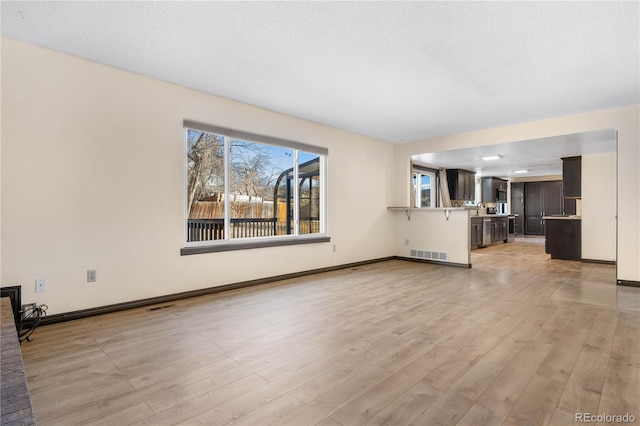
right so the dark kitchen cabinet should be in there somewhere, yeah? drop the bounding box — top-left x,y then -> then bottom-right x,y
524,181 -> 563,235
525,182 -> 543,234
544,182 -> 563,214
545,218 -> 581,260
470,217 -> 483,248
562,156 -> 581,198
481,177 -> 508,203
564,198 -> 577,216
525,216 -> 544,235
491,217 -> 508,242
511,182 -> 524,235
447,169 -> 475,201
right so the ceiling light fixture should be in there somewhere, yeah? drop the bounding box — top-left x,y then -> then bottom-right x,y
514,170 -> 528,174
481,154 -> 503,161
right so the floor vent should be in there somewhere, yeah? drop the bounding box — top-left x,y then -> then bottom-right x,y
410,249 -> 448,261
147,304 -> 176,312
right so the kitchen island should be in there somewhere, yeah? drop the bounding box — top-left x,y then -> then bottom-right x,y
544,216 -> 581,260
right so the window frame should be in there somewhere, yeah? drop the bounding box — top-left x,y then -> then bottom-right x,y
412,165 -> 439,208
181,120 -> 329,255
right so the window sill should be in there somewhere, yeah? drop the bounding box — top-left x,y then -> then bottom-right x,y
181,235 -> 331,256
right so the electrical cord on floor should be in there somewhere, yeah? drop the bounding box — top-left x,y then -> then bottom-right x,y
19,304 -> 48,344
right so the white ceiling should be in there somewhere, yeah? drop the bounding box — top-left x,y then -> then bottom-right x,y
1,1 -> 637,176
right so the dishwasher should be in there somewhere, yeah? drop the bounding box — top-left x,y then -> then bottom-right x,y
507,215 -> 516,242
482,217 -> 493,247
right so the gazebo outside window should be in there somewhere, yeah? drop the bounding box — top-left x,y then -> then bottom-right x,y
274,156 -> 321,236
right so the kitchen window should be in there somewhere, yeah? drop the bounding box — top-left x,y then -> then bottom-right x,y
412,166 -> 438,208
182,120 -> 328,255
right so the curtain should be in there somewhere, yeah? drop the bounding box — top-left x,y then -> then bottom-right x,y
439,168 -> 452,207
409,162 -> 416,208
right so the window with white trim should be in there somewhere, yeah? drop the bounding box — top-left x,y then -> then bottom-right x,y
412,167 -> 437,208
183,121 -> 327,252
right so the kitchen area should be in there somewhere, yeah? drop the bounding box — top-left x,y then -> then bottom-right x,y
466,157 -> 582,262
403,130 -> 617,269
441,168 -> 519,249
446,157 -> 582,260
467,175 -> 516,250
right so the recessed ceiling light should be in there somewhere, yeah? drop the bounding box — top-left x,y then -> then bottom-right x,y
481,155 -> 502,161
514,170 -> 528,174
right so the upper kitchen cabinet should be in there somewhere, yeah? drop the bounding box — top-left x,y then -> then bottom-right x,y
562,156 -> 581,198
446,169 -> 476,201
481,177 -> 508,203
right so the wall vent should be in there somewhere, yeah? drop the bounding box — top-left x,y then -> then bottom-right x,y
410,249 -> 448,262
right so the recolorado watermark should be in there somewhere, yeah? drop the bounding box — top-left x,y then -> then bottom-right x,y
576,413 -> 636,423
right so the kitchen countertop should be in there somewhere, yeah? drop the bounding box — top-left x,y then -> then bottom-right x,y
388,207 -> 467,211
543,215 -> 582,220
469,213 -> 515,218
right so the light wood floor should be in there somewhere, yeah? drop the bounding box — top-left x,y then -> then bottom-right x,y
21,239 -> 640,425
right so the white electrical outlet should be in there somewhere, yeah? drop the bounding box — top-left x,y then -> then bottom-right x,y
332,244 -> 336,252
35,278 -> 47,293
87,269 -> 97,283
405,239 -> 409,245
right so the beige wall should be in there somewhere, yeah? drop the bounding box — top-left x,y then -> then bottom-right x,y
582,152 -> 617,262
393,105 -> 639,282
2,37 -> 639,317
393,209 -> 470,266
1,38 -> 396,314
